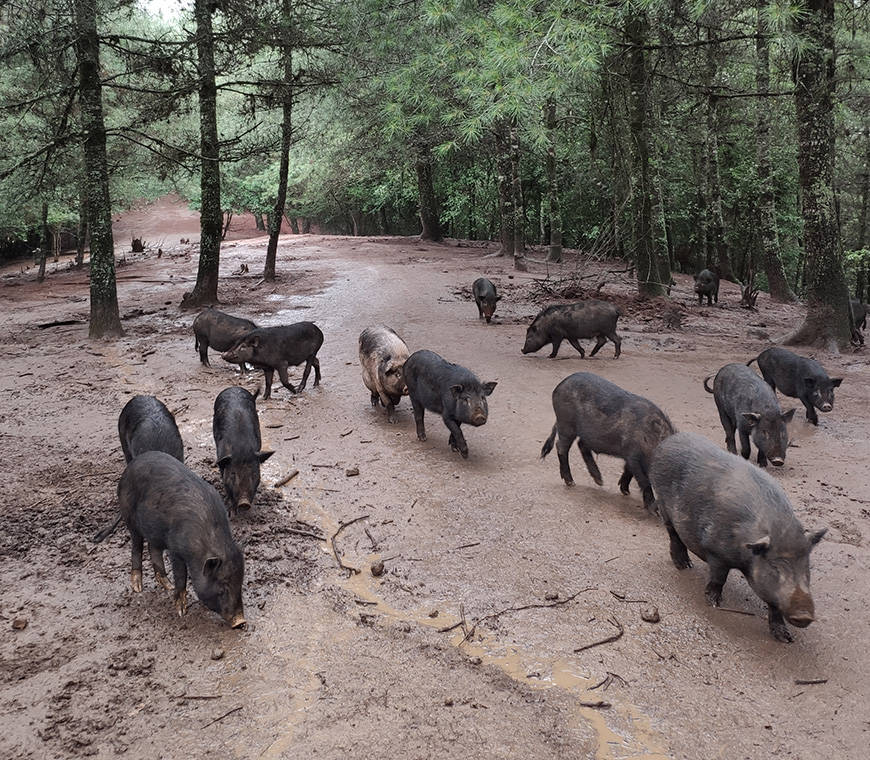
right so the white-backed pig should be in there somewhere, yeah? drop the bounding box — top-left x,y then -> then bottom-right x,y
521,300 -> 621,358
704,363 -> 794,467
403,349 -> 496,459
650,432 -> 825,642
472,278 -> 500,323
118,395 -> 184,463
359,326 -> 410,423
540,373 -> 674,510
748,347 -> 842,426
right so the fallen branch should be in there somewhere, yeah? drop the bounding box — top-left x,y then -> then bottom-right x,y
574,616 -> 624,653
609,590 -> 647,604
453,542 -> 480,551
273,469 -> 299,488
330,514 -> 369,575
578,700 -> 611,709
176,694 -> 222,700
364,527 -> 379,551
201,705 -> 243,728
463,587 -> 596,643
794,678 -> 828,685
285,528 -> 325,541
714,606 -> 755,617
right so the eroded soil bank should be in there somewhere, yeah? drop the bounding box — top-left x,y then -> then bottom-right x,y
2,226 -> 869,759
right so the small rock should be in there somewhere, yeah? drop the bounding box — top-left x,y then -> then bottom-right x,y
396,621 -> 411,633
12,618 -> 27,630
428,609 -> 439,618
444,697 -> 454,706
544,591 -> 559,601
210,648 -> 225,661
641,605 -> 660,624
469,656 -> 482,665
345,467 -> 360,477
371,561 -> 385,577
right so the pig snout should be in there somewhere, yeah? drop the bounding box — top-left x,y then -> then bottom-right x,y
770,456 -> 785,467
784,589 -> 815,627
820,402 -> 832,412
469,408 -> 487,426
228,612 -> 247,629
236,499 -> 252,511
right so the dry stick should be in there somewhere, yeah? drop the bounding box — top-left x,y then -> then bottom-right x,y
609,590 -> 647,604
463,587 -> 596,643
201,705 -> 243,729
330,515 -> 369,575
286,528 -> 324,541
273,469 -> 299,488
574,616 -> 624,653
715,606 -> 755,617
794,678 -> 828,686
578,700 -> 611,710
453,542 -> 480,551
364,527 -> 379,551
176,694 -> 222,700
283,434 -> 301,441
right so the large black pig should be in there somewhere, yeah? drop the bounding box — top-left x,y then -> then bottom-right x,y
693,268 -> 720,305
213,387 -> 274,512
472,278 -> 501,324
540,373 -> 674,510
118,395 -> 184,463
522,301 -> 621,358
650,431 -> 825,642
704,363 -> 794,466
748,347 -> 842,426
222,322 -> 323,400
193,307 -> 257,373
403,349 -> 496,458
93,451 -> 246,628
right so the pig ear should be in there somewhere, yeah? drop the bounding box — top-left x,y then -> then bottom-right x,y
257,450 -> 274,463
450,384 -> 463,398
249,335 -> 260,348
807,528 -> 827,546
746,536 -> 771,555
742,412 -> 761,427
830,378 -> 843,388
203,556 -> 223,576
482,381 -> 497,396
217,455 -> 232,469
781,408 -> 796,423
803,376 -> 816,389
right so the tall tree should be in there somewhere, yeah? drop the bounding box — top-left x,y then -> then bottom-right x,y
183,0 -> 222,307
416,148 -> 443,241
75,0 -> 122,337
784,0 -> 851,347
544,99 -> 562,263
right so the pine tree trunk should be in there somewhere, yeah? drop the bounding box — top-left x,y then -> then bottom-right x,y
74,0 -> 122,337
496,129 -> 512,257
784,0 -> 852,348
545,100 -> 562,263
755,1 -> 796,301
509,121 -> 526,270
415,151 -> 442,241
75,186 -> 88,268
704,30 -> 736,283
183,0 -> 221,306
37,201 -> 48,283
857,124 -> 869,250
264,0 -> 293,281
627,12 -> 666,297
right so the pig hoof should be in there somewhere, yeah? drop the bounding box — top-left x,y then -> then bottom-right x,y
130,570 -> 143,593
175,591 -> 188,617
155,573 -> 173,592
593,476 -> 604,487
670,554 -> 692,570
563,478 -> 575,487
417,432 -> 426,441
704,588 -> 722,607
770,624 -> 793,643
459,448 -> 469,459
619,485 -> 630,496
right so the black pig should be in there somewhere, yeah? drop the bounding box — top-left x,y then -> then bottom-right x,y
403,349 -> 496,458
472,278 -> 501,323
118,395 -> 184,463
850,298 -> 866,331
704,363 -> 794,467
222,322 -> 323,400
540,373 -> 674,510
94,451 -> 246,628
522,301 -> 621,358
748,347 -> 842,427
193,307 -> 257,373
213,387 -> 274,512
693,268 -> 720,305
650,431 -> 826,642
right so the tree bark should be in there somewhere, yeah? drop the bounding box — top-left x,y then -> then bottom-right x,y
415,150 -> 442,241
703,28 -> 736,282
755,1 -> 796,301
37,201 -> 48,283
545,99 -> 562,263
509,121 -> 527,270
254,213 -> 265,231
627,12 -> 666,297
496,129 -> 512,257
74,0 -> 122,337
75,185 -> 88,268
784,0 -> 851,348
183,0 -> 222,307
264,0 -> 293,281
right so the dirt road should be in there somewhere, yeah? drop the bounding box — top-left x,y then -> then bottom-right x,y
1,230 -> 868,759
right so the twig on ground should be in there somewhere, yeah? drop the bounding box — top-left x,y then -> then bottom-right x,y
273,469 -> 299,488
794,678 -> 828,685
330,515 -> 369,575
578,700 -> 611,709
574,617 -> 624,653
610,590 -> 647,604
285,528 -> 325,541
176,694 -> 222,700
453,542 -> 480,551
201,705 -> 243,728
283,434 -> 300,441
715,606 -> 755,617
364,527 -> 379,551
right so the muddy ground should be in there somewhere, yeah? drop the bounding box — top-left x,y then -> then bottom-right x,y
2,209 -> 869,759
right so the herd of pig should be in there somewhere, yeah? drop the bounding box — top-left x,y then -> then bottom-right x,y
93,276 -> 843,644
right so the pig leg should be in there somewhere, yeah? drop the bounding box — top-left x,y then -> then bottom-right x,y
148,544 -> 173,591
548,338 -> 563,358
607,332 -> 622,358
757,449 -> 769,467
277,363 -> 299,394
567,338 -> 587,358
262,368 -> 275,400
738,428 -> 752,460
237,363 -> 247,375
170,554 -> 188,617
198,335 -> 210,366
298,359 -> 314,390
767,605 -> 793,643
588,335 -> 607,357
555,432 -> 575,485
371,391 -> 380,408
618,464 -> 632,495
715,401 -> 737,454
665,523 -> 692,569
629,459 -> 655,510
704,560 -> 730,606
411,398 -> 426,441
310,356 -> 321,387
577,443 -> 604,486
476,301 -> 484,319
444,417 -> 468,458
800,397 -> 818,425
130,530 -> 144,592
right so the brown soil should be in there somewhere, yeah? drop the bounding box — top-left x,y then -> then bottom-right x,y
2,205 -> 869,759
